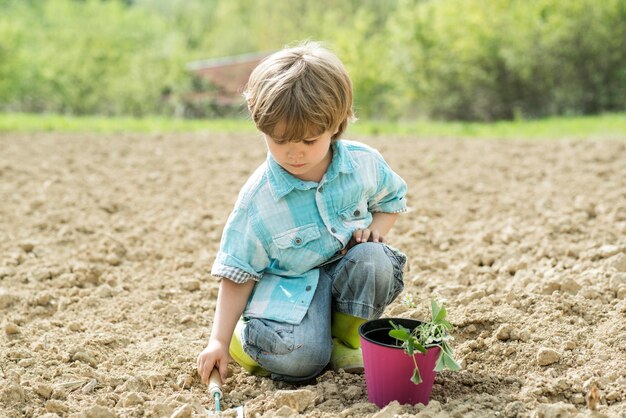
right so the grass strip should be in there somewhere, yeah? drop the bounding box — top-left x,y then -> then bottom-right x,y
0,112 -> 624,139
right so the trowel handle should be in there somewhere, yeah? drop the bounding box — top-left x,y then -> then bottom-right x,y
208,368 -> 223,397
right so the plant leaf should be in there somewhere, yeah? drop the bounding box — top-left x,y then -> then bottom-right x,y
442,351 -> 462,371
440,342 -> 452,354
434,351 -> 447,372
434,302 -> 447,323
405,339 -> 415,356
414,341 -> 427,353
439,319 -> 453,330
389,329 -> 410,341
431,299 -> 442,321
411,367 -> 423,385
435,351 -> 461,371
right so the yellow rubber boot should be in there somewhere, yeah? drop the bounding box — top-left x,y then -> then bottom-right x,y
229,321 -> 270,377
331,312 -> 366,349
330,338 -> 364,373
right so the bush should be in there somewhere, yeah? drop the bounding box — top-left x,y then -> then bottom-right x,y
0,0 -> 189,116
393,0 -> 626,120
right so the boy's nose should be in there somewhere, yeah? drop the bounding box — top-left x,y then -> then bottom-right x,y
287,149 -> 304,160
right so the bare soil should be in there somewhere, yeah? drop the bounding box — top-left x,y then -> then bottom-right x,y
1,133 -> 625,418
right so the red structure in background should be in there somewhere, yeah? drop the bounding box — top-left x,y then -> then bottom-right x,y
186,51 -> 273,107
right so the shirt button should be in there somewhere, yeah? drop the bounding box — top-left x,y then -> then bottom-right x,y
305,285 -> 312,291
331,227 -> 337,233
294,237 -> 302,245
354,210 -> 360,216
318,186 -> 323,193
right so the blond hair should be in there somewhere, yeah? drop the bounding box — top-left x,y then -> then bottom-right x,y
244,41 -> 355,141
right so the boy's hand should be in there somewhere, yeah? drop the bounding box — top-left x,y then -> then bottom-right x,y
341,228 -> 385,254
196,339 -> 230,384
341,212 -> 399,254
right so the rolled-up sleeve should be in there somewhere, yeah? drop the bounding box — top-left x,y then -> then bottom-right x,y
211,207 -> 269,283
368,153 -> 408,214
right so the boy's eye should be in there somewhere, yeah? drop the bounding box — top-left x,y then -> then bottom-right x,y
303,140 -> 317,146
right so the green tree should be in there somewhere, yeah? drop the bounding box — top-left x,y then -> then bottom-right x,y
0,0 -> 188,115
391,0 -> 626,120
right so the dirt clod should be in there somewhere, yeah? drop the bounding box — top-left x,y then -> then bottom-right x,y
536,348 -> 561,366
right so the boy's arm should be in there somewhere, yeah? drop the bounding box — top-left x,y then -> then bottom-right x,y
367,212 -> 399,239
343,212 -> 400,253
197,278 -> 255,383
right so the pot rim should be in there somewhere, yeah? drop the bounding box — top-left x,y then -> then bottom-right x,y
359,317 -> 435,350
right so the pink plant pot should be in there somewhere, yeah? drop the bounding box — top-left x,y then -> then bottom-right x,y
359,318 -> 440,408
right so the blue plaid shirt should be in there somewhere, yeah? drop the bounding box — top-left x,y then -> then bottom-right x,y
211,140 -> 407,324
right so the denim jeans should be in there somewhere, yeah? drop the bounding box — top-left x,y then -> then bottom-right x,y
238,242 -> 406,383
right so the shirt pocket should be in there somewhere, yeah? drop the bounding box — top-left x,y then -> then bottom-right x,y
338,200 -> 369,228
271,224 -> 322,273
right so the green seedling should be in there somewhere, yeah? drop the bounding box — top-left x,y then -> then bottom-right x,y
389,299 -> 461,385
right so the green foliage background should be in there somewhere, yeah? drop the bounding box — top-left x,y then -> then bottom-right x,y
1,0 -> 625,121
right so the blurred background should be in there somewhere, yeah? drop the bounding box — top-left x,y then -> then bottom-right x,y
1,0 -> 625,122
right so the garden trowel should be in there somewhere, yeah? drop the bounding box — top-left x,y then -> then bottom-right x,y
207,368 -> 244,417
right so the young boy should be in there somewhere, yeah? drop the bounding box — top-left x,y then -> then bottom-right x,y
197,41 -> 407,384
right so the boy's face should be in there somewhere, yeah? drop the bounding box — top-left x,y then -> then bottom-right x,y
264,124 -> 335,183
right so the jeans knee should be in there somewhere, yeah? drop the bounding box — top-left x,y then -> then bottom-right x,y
243,318 -> 332,380
344,242 -> 395,286
265,341 -> 331,378
244,318 -> 294,356
332,243 -> 405,317
348,242 -> 389,265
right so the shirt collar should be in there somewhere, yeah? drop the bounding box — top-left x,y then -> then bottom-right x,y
324,140 -> 358,182
266,140 -> 358,200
